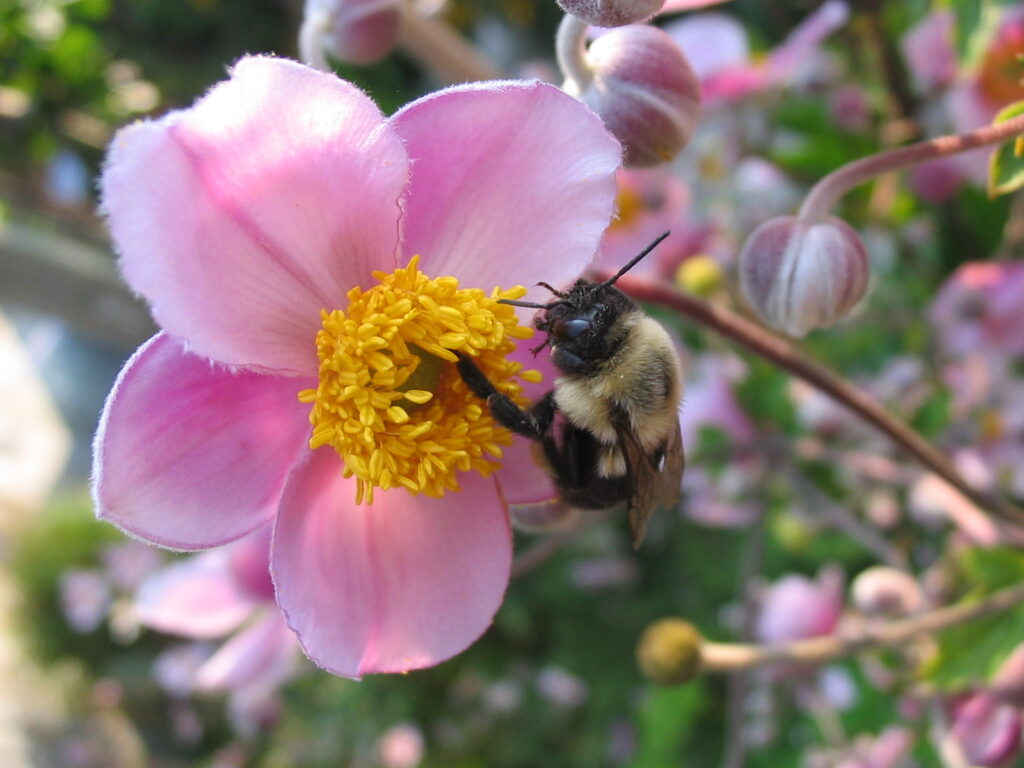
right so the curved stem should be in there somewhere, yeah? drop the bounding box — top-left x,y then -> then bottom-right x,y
297,7 -> 331,70
556,14 -> 593,91
397,1 -> 501,84
597,273 -> 1024,528
700,580 -> 1024,672
798,114 -> 1024,222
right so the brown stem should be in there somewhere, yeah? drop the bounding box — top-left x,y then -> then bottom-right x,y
860,0 -> 920,129
700,580 -> 1024,672
396,2 -> 501,84
596,274 -> 1024,528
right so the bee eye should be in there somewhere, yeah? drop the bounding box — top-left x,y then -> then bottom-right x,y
554,318 -> 591,340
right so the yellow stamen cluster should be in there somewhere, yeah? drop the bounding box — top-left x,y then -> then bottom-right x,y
298,256 -> 541,504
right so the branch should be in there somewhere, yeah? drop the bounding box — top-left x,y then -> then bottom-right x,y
397,1 -> 501,84
700,580 -> 1024,672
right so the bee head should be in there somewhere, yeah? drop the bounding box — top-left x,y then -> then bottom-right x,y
499,232 -> 670,375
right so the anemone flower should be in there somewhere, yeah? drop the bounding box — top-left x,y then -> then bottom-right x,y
93,55 -> 620,677
136,524 -> 300,735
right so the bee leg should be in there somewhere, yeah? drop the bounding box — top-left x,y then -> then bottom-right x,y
455,353 -> 555,439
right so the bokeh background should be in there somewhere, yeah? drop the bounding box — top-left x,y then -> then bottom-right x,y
2,0 -> 1023,766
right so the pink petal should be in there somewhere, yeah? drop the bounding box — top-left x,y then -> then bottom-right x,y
664,13 -> 749,81
495,436 -> 559,506
195,610 -> 298,691
660,0 -> 732,12
272,449 -> 512,677
101,56 -> 408,374
136,550 -> 257,639
391,80 -> 620,303
495,338 -> 559,505
93,333 -> 313,550
228,523 -> 276,602
766,0 -> 849,83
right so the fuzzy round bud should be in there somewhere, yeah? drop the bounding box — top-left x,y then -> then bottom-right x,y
564,25 -> 701,167
636,618 -> 703,685
850,566 -> 924,618
557,0 -> 664,27
738,216 -> 869,337
300,0 -> 400,68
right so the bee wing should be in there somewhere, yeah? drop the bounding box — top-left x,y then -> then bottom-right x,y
658,420 -> 685,511
612,415 -> 685,549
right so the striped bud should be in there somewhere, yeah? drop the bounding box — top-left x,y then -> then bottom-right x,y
739,216 -> 868,336
565,25 -> 701,167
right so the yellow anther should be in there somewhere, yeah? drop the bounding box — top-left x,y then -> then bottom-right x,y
300,256 -> 543,502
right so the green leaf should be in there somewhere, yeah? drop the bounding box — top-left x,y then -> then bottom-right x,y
921,547 -> 1024,690
988,100 -> 1024,198
628,681 -> 708,768
947,0 -> 1001,67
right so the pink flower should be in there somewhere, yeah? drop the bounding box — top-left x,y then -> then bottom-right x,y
596,166 -> 704,277
901,10 -> 957,93
136,525 -> 301,736
665,1 -> 849,104
930,261 -> 1024,360
950,693 -> 1023,767
93,56 -> 620,677
755,567 -> 844,644
906,6 -> 1024,185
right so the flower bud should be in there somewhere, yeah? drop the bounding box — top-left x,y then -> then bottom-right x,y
300,0 -> 400,68
565,25 -> 701,167
755,567 -> 843,643
850,566 -> 923,617
738,215 -> 869,336
950,693 -> 1022,767
636,617 -> 703,684
557,0 -> 665,27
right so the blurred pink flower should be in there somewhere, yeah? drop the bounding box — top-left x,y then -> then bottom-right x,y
835,726 -> 915,768
679,354 -> 753,448
93,55 -> 620,677
675,353 -> 760,528
666,1 -> 849,103
901,10 -> 957,93
949,6 -> 1024,130
950,693 -> 1023,767
138,525 -> 302,736
755,566 -> 844,644
596,166 -> 705,277
931,261 -> 1024,360
905,6 -> 1024,184
59,568 -> 112,633
376,723 -> 425,768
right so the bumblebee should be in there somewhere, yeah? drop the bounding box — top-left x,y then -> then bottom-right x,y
457,232 -> 684,547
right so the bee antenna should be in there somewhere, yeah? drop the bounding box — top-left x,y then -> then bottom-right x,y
498,299 -> 554,309
599,231 -> 671,288
536,281 -> 566,297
